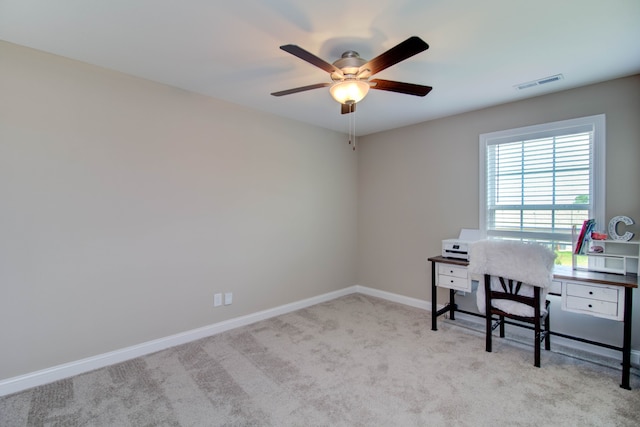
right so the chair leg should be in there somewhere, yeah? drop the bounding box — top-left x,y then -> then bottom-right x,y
499,315 -> 505,338
534,326 -> 541,367
486,316 -> 493,353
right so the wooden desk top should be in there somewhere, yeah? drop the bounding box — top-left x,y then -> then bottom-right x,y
427,255 -> 469,266
552,265 -> 638,288
428,255 -> 638,288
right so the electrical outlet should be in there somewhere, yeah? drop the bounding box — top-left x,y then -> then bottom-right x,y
214,293 -> 222,307
224,292 -> 233,305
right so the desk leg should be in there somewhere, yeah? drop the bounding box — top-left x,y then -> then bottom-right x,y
431,261 -> 438,331
449,289 -> 456,320
621,287 -> 633,390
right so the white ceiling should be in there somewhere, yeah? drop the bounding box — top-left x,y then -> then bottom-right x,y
2,0 -> 639,136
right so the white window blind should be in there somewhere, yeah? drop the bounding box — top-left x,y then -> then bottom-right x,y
479,115 -> 605,244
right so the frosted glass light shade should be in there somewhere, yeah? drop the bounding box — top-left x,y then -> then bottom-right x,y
329,80 -> 370,104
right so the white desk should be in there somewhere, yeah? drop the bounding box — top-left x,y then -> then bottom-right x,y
428,255 -> 638,390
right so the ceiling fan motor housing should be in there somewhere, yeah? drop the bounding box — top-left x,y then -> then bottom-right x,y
331,51 -> 368,80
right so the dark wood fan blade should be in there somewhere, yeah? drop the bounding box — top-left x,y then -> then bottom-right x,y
341,103 -> 356,114
370,79 -> 432,97
359,36 -> 428,76
271,83 -> 331,97
280,44 -> 343,75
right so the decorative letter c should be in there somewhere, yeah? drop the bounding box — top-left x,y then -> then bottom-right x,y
608,216 -> 635,241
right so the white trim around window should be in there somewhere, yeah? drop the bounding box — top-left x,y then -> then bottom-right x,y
479,114 -> 605,244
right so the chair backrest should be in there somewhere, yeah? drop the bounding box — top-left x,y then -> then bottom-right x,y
469,240 -> 555,289
484,275 -> 543,323
493,276 -> 533,303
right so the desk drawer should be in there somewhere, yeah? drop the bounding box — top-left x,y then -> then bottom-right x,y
565,295 -> 619,317
437,274 -> 471,292
565,282 -> 618,303
437,264 -> 467,279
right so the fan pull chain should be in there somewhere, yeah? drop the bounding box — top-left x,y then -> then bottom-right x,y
347,108 -> 352,147
352,108 -> 356,151
347,106 -> 356,151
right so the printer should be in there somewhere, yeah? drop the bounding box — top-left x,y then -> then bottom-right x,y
441,229 -> 481,261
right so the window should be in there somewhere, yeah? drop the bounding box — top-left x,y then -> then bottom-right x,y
479,115 -> 605,263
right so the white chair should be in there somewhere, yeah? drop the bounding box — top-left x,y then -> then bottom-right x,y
469,240 -> 556,367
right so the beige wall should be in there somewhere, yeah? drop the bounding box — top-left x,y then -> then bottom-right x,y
0,41 -> 358,380
357,75 -> 640,350
2,38 -> 639,381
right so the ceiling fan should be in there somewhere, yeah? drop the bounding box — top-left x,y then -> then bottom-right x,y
271,36 -> 432,114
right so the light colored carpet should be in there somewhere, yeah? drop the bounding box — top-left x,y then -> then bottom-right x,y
1,294 -> 639,426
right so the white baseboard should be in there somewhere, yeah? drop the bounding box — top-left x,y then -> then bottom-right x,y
353,285 -> 432,311
0,286 -> 358,397
2,285 -> 637,396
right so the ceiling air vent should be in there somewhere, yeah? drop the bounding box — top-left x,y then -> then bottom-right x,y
514,74 -> 564,90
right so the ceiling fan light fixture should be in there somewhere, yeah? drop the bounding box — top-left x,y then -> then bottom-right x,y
329,79 -> 370,104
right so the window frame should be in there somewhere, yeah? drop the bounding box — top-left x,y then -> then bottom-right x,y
479,114 -> 606,244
